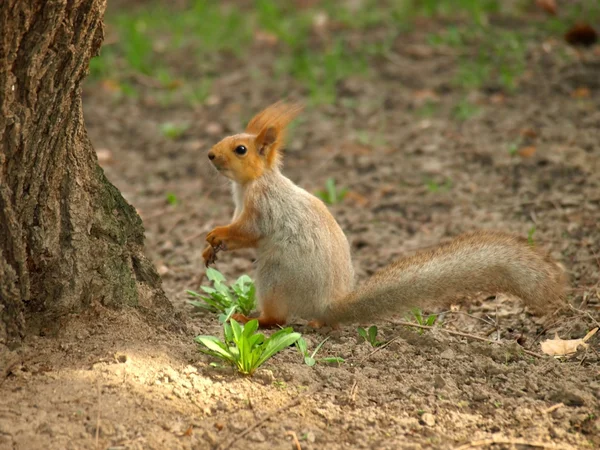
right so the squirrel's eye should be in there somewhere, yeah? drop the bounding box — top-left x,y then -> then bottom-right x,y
234,145 -> 247,156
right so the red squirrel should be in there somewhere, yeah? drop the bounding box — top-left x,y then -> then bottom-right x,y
202,101 -> 567,328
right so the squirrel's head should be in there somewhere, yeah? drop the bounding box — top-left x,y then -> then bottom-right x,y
207,101 -> 302,184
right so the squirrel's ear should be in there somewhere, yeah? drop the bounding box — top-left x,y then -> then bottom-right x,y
256,126 -> 278,156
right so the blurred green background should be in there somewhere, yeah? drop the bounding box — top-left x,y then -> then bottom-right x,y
87,0 -> 599,110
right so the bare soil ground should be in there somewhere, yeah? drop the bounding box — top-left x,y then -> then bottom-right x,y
2,5 -> 599,450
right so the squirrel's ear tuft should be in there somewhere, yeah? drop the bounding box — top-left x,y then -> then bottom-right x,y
246,101 -> 303,167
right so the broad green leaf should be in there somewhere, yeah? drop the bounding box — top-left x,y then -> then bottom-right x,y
357,327 -> 367,340
206,267 -> 226,283
247,333 -> 265,348
257,332 -> 301,367
296,337 -> 308,356
214,282 -> 232,299
243,319 -> 259,337
230,319 -> 243,343
224,322 -> 233,343
200,286 -> 216,294
368,326 -> 378,343
195,336 -> 234,363
236,274 -> 252,285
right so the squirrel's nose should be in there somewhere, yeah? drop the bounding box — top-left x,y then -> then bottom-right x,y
208,151 -> 215,160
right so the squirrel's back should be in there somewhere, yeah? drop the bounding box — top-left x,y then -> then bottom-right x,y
325,231 -> 567,324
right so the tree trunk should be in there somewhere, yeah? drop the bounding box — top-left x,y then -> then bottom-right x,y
0,0 -> 172,352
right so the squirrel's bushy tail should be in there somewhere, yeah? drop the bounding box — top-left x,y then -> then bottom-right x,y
326,231 -> 567,324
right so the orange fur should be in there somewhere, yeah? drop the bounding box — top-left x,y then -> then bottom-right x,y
245,101 -> 303,168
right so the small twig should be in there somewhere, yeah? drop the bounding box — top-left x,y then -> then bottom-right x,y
455,437 -> 574,450
349,380 -> 358,403
217,387 -> 318,450
543,403 -> 564,414
285,431 -> 302,450
356,335 -> 404,364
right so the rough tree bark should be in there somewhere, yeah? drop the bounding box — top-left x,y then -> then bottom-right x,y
0,0 -> 172,353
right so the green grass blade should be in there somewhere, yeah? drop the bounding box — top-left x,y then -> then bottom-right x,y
310,337 -> 330,359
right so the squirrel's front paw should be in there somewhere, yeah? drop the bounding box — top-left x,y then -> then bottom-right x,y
206,227 -> 228,251
202,245 -> 218,267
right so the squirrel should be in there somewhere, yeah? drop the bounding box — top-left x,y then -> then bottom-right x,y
202,101 -> 567,328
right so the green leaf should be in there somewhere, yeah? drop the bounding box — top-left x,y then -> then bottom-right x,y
206,267 -> 226,283
296,337 -> 308,356
425,314 -> 437,326
326,178 -> 337,203
230,319 -> 244,343
224,322 -> 234,343
304,356 -> 316,366
200,286 -> 216,294
242,319 -> 259,337
357,327 -> 367,340
256,331 -> 301,367
247,333 -> 265,348
188,300 -> 211,310
235,274 -> 253,287
218,305 -> 238,324
368,326 -> 378,343
195,336 -> 235,363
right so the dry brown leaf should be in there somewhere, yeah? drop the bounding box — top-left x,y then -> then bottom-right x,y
565,23 -> 598,47
536,0 -> 557,16
571,87 -> 591,99
540,327 -> 598,357
518,146 -> 536,158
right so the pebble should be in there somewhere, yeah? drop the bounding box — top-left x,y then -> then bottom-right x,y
420,413 -> 436,427
440,348 -> 455,359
